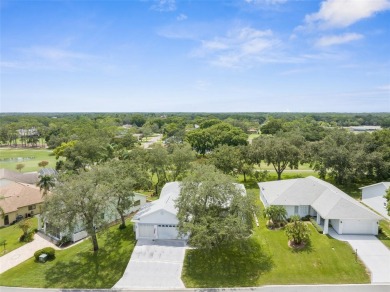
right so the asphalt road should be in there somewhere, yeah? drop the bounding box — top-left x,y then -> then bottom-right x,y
1,284 -> 389,292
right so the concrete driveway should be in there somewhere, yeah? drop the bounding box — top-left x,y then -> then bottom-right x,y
113,239 -> 187,289
329,229 -> 390,283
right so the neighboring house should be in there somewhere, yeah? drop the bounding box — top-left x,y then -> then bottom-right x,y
0,181 -> 44,226
132,181 -> 246,241
38,193 -> 147,243
259,176 -> 381,235
0,168 -> 39,186
360,182 -> 390,220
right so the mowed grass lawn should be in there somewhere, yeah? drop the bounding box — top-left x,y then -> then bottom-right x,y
0,217 -> 38,256
182,183 -> 370,288
0,148 -> 57,173
0,220 -> 136,288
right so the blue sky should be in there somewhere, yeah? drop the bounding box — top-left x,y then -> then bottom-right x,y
1,0 -> 389,112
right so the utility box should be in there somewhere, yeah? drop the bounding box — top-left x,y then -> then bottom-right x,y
39,253 -> 48,263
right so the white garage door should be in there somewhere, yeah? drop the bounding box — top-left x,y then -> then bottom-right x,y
139,224 -> 155,239
343,219 -> 374,235
157,224 -> 179,240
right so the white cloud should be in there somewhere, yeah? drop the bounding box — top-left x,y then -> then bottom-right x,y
2,46 -> 96,71
151,0 -> 176,12
377,84 -> 390,91
316,33 -> 364,47
176,13 -> 187,21
192,27 -> 279,68
22,46 -> 92,61
305,0 -> 390,29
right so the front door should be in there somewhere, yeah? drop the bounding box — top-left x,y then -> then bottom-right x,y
4,215 -> 9,225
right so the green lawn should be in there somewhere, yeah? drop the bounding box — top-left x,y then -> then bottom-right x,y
181,182 -> 370,287
378,220 -> 390,249
0,220 -> 136,288
255,162 -> 314,171
0,148 -> 57,173
0,217 -> 38,256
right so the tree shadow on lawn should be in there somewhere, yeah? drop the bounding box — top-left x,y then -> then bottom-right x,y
44,227 -> 135,288
183,238 -> 273,287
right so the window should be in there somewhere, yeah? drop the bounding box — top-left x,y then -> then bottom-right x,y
134,200 -> 141,206
294,206 -> 299,215
28,205 -> 36,211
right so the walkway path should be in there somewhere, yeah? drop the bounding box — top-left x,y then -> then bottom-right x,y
142,134 -> 163,149
113,239 -> 186,289
329,229 -> 390,283
0,233 -> 59,274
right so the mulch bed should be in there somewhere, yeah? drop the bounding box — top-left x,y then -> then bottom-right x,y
288,240 -> 307,250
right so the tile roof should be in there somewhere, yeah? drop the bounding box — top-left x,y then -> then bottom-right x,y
0,181 -> 43,214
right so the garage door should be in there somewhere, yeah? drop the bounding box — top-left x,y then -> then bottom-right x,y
157,224 -> 179,240
343,219 -> 374,235
139,224 -> 155,239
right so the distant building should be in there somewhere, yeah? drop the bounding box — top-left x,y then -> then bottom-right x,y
346,126 -> 382,133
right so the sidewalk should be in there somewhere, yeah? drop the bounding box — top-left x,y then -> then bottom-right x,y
0,233 -> 59,274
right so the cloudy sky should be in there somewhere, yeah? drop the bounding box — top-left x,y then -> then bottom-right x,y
1,0 -> 389,112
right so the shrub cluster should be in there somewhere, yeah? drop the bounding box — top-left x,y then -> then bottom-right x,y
309,218 -> 323,234
34,247 -> 56,261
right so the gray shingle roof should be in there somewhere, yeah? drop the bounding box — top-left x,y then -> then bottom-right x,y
359,182 -> 390,190
134,182 -> 246,221
0,168 -> 39,184
258,176 -> 381,220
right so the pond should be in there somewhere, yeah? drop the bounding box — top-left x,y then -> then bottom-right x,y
0,157 -> 35,163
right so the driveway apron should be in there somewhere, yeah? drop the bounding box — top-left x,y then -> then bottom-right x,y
113,239 -> 187,289
329,229 -> 390,283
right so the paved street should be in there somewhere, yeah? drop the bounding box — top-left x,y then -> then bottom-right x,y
1,284 -> 389,292
113,239 -> 187,289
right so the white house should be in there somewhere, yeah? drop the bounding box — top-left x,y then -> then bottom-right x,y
38,193 -> 147,243
259,176 -> 381,235
360,182 -> 390,220
133,182 -> 247,240
132,182 -> 184,240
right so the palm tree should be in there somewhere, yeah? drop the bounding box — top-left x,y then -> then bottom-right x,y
263,205 -> 288,228
36,175 -> 56,198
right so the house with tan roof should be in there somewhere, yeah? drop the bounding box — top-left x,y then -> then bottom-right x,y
259,176 -> 381,235
0,180 -> 44,226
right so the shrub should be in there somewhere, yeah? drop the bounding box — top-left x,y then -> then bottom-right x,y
301,215 -> 311,221
34,247 -> 56,261
119,223 -> 126,230
285,216 -> 311,245
310,218 -> 323,234
19,231 -> 34,242
57,235 -> 71,247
